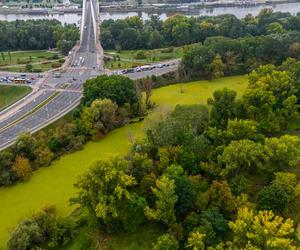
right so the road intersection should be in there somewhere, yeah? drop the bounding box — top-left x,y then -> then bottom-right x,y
0,0 -> 179,150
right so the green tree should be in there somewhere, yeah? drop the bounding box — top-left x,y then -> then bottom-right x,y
228,207 -> 296,249
221,139 -> 266,176
25,63 -> 33,72
72,157 -> 136,231
83,75 -> 138,110
8,219 -> 42,250
210,54 -> 226,80
145,176 -> 178,227
186,232 -> 206,250
258,185 -> 289,213
77,98 -> 118,138
153,233 -> 179,250
208,88 -> 237,128
264,135 -> 300,172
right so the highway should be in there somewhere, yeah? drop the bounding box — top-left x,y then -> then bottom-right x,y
0,0 -> 178,151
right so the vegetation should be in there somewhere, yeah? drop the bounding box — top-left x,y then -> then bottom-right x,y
0,20 -> 79,55
0,50 -> 64,72
4,9 -> 300,249
101,10 -> 300,51
0,76 -> 246,247
0,85 -> 31,110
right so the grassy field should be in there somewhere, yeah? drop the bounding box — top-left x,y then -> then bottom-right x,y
105,46 -> 186,69
0,85 -> 32,110
104,59 -> 144,70
0,75 -> 248,248
0,50 -> 63,72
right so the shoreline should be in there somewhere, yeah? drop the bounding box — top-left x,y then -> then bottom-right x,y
0,0 -> 298,16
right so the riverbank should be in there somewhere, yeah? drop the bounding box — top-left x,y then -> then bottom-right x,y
0,0 -> 299,16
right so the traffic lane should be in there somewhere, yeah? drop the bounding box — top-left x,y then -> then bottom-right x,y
0,90 -> 55,130
0,92 -> 82,148
126,65 -> 179,80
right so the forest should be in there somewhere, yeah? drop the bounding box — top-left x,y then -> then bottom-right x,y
0,20 -> 79,54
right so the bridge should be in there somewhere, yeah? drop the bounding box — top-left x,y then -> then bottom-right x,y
0,0 -> 103,150
0,0 -> 178,151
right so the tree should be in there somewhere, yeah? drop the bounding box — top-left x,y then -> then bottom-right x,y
180,44 -> 215,79
288,42 -> 300,60
145,176 -> 178,227
228,207 -> 296,249
25,63 -> 33,72
120,193 -> 147,232
11,156 -> 32,181
72,157 -> 136,231
258,184 -> 289,213
77,98 -> 118,138
8,219 -> 42,250
264,135 -> 300,172
221,140 -> 266,176
13,133 -> 36,161
271,172 -> 297,196
210,54 -> 226,80
82,75 -> 138,110
0,151 -> 14,186
208,88 -> 237,128
225,119 -> 263,142
207,181 -> 235,215
153,233 -> 179,250
186,232 -> 206,250
266,22 -> 284,34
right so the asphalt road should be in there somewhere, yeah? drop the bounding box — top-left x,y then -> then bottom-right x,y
0,0 -> 179,151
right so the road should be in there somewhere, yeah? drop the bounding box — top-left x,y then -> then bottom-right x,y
0,0 -> 178,151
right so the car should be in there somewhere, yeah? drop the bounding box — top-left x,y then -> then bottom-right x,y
30,77 -> 36,81
157,64 -> 163,68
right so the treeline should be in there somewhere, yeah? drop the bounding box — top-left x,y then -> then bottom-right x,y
0,20 -> 79,54
0,75 -> 140,187
9,59 -> 300,249
180,32 -> 300,79
101,9 -> 300,50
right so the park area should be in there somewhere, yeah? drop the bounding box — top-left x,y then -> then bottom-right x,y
0,50 -> 64,73
0,75 -> 248,247
104,46 -> 185,69
0,85 -> 32,111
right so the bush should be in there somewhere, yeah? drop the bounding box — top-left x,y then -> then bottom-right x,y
135,50 -> 147,60
51,63 -> 62,68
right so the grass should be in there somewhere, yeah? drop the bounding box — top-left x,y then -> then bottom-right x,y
103,223 -> 164,250
61,223 -> 163,250
0,85 -> 32,110
151,75 -> 248,107
104,46 -> 186,69
0,75 -> 249,248
0,50 -> 63,72
104,59 -> 144,70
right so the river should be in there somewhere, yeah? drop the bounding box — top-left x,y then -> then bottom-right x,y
0,2 -> 299,25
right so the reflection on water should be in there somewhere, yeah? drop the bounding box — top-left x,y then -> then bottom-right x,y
0,2 -> 299,25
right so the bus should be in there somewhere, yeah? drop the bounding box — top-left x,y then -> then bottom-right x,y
13,78 -> 27,84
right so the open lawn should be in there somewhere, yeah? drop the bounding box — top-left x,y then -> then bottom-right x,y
0,75 -> 249,247
104,59 -> 144,70
151,75 -> 247,106
0,50 -> 64,72
105,46 -> 186,69
0,85 -> 32,110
